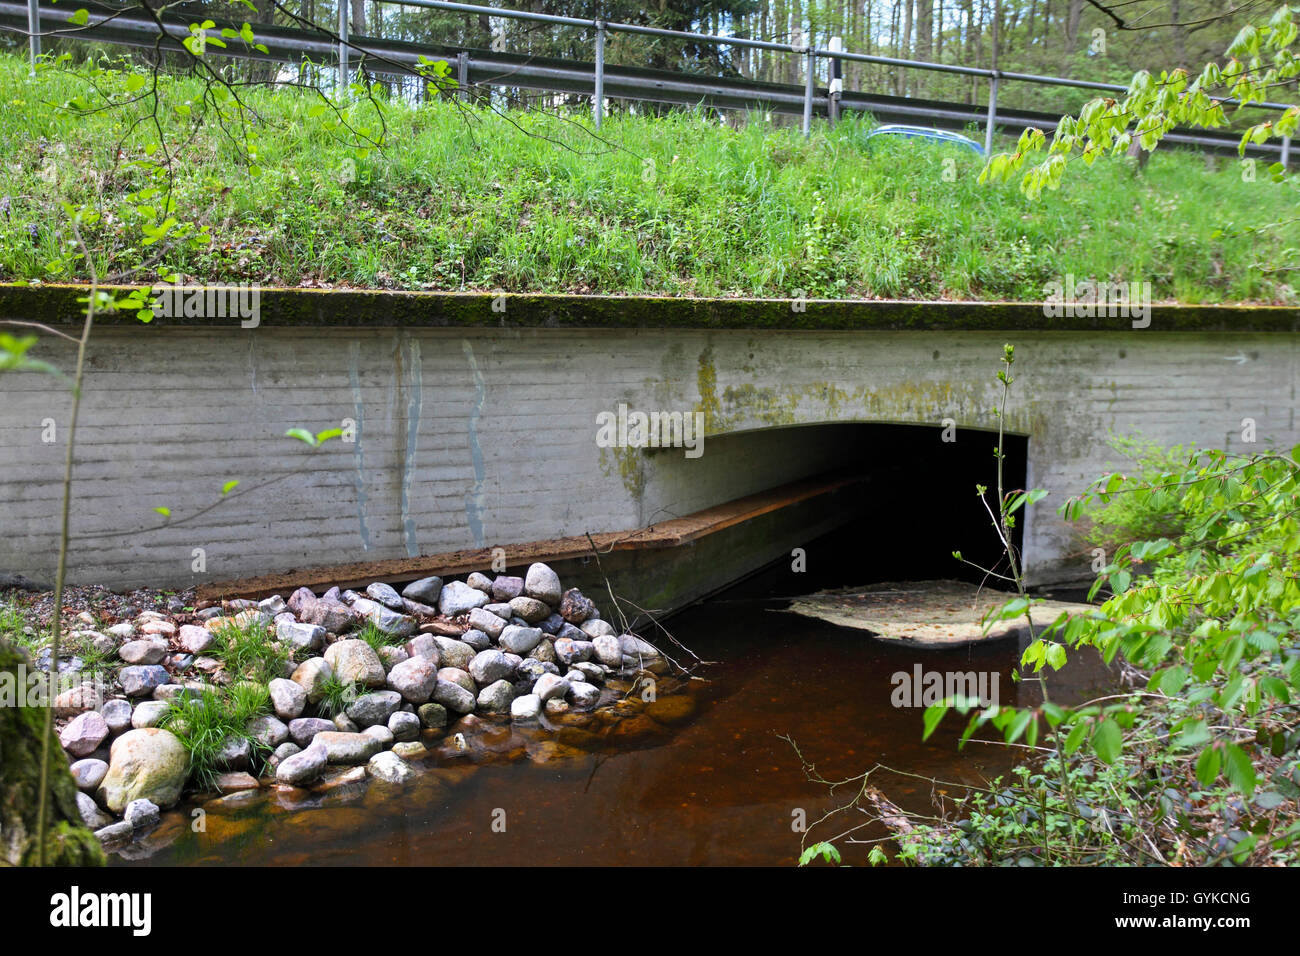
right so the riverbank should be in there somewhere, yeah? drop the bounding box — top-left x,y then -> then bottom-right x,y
1,561 -> 698,858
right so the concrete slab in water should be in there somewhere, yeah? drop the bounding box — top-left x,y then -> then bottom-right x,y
781,579 -> 1094,647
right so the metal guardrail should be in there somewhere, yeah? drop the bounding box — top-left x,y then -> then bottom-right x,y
2,0 -> 1292,163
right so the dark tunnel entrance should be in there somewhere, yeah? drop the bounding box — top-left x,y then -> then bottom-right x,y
657,421 -> 1030,603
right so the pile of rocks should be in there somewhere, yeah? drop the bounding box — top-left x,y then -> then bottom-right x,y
47,562 -> 672,848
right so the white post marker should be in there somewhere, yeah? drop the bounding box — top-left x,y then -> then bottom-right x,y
594,19 -> 606,129
338,0 -> 349,97
827,36 -> 843,125
984,71 -> 1000,156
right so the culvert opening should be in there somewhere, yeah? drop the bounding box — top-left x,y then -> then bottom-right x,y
646,421 -> 1029,602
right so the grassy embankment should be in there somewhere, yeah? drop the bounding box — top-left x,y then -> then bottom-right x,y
0,52 -> 1297,302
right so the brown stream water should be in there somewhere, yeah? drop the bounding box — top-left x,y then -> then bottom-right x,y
120,568 -> 1116,867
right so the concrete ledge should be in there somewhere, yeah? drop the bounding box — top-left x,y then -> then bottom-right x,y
3,284 -> 1299,332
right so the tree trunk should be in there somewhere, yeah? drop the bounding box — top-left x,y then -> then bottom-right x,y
1,640 -> 105,866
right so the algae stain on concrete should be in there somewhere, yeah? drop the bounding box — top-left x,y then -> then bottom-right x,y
462,339 -> 488,549
395,335 -> 423,558
347,341 -> 371,550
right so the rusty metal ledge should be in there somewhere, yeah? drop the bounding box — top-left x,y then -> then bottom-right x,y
197,471 -> 867,602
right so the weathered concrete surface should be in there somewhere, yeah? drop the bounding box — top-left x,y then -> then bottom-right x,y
1,290 -> 1296,592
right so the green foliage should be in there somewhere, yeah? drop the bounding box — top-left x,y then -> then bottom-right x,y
354,619 -> 404,653
0,55 -> 1294,303
1079,435 -> 1199,554
161,688 -> 269,790
901,442 -> 1300,865
985,3 -> 1300,207
206,616 -> 291,686
315,673 -> 362,719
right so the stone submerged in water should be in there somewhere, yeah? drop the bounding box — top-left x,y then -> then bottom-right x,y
368,750 -> 416,784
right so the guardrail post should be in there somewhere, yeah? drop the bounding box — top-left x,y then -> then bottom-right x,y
458,51 -> 469,101
594,19 -> 605,129
337,0 -> 349,97
984,71 -> 999,155
802,48 -> 815,137
27,0 -> 40,70
827,36 -> 842,125
1282,135 -> 1292,171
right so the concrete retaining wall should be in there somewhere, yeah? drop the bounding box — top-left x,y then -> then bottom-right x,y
2,290 -> 1297,591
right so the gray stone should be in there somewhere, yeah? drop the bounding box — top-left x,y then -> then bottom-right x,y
431,636 -> 474,670
510,693 -> 541,720
269,677 -> 307,720
469,648 -> 514,685
246,715 -> 290,749
288,717 -> 335,749
524,562 -> 563,605
466,571 -> 494,591
401,575 -> 443,605
216,736 -> 252,771
53,684 -> 103,717
258,594 -> 287,616
291,657 -> 335,703
277,620 -> 326,651
269,741 -> 301,770
555,637 -> 594,666
118,639 -> 167,666
99,698 -> 133,734
314,731 -> 382,765
98,728 -> 189,812
432,679 -> 476,714
388,711 -> 421,741
386,655 -> 438,704
491,575 -> 525,601
346,690 -> 402,728
131,700 -> 170,729
467,607 -> 506,640
324,639 -> 386,688
568,681 -> 601,708
300,597 -> 359,634
107,622 -> 136,640
363,724 -> 395,748
539,612 -> 565,635
119,664 -> 169,698
71,758 -> 109,790
60,711 -> 110,757
417,702 -> 448,730
287,587 -> 316,617
333,713 -> 359,733
366,581 -> 406,610
351,597 -> 417,638
438,667 -> 477,695
619,633 -> 662,658
573,662 -> 606,684
592,635 -> 622,667
124,798 -> 160,829
499,625 -> 543,656
276,742 -> 327,785
404,634 -> 441,663
76,790 -> 113,829
477,679 -> 516,714
529,639 -> 557,664
534,673 -> 571,702
367,750 -> 416,784
484,602 -> 513,620
460,628 -> 491,652
439,580 -> 490,616
580,618 -> 617,638
378,645 -> 410,672
509,596 -> 551,624
94,820 -> 134,845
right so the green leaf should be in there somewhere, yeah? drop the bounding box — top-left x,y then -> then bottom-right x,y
153,506 -> 171,518
285,427 -> 317,446
1222,743 -> 1257,797
1195,745 -> 1221,786
221,480 -> 240,495
1092,717 -> 1122,764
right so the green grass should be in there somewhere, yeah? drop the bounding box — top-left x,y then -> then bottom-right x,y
1,52 -> 1297,303
162,688 -> 270,791
207,617 -> 291,686
354,619 -> 405,653
316,673 -> 362,718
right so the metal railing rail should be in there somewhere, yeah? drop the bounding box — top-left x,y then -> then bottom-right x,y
3,0 -> 1293,163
